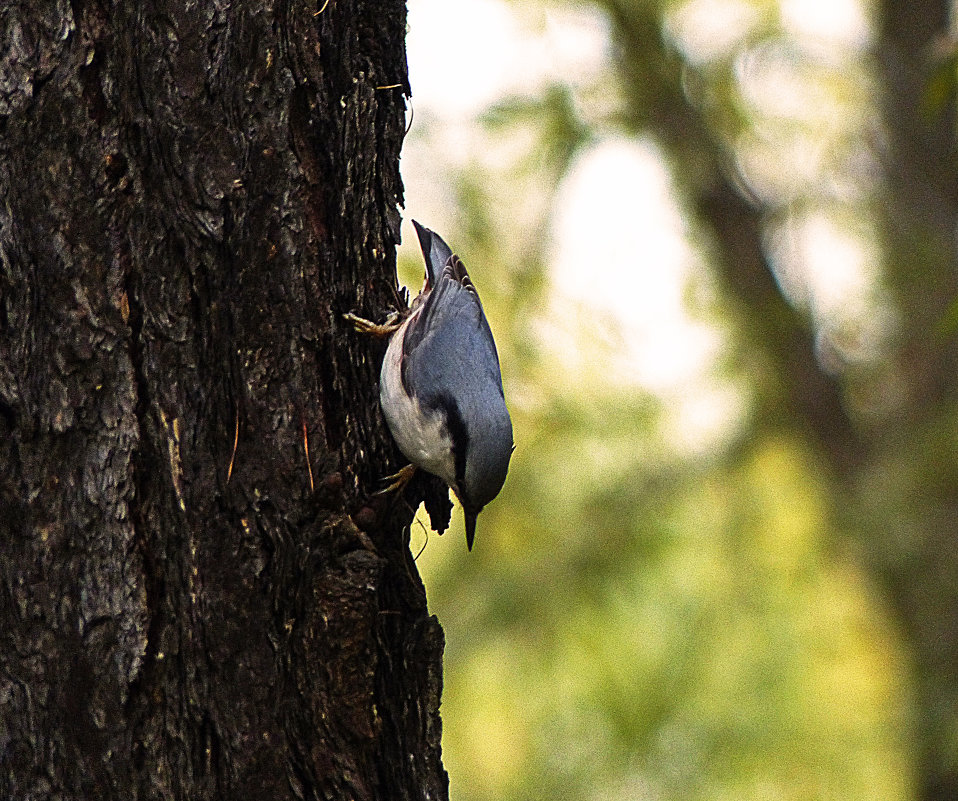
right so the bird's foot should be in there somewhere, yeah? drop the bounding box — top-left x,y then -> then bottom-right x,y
374,463 -> 417,495
343,310 -> 404,339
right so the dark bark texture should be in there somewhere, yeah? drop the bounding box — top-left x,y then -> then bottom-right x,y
0,1 -> 450,799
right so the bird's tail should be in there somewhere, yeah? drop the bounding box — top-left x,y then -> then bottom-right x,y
411,220 -> 454,288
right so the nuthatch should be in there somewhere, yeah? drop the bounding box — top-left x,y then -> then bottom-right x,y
346,221 -> 513,550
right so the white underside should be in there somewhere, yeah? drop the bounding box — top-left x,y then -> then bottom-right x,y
380,319 -> 457,489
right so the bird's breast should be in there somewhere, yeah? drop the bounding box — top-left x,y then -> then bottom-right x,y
380,317 -> 456,487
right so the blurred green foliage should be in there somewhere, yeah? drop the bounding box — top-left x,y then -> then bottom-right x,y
401,0 -> 958,798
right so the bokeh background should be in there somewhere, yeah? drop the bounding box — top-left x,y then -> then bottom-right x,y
395,1 -> 958,799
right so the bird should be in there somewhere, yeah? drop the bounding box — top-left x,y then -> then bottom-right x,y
345,220 -> 513,550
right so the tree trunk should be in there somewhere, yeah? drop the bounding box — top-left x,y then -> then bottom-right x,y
0,1 -> 449,799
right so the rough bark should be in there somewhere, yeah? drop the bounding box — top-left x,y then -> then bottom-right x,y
0,1 -> 450,799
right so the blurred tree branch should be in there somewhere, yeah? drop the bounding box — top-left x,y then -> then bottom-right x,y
602,0 -> 864,475
596,1 -> 958,798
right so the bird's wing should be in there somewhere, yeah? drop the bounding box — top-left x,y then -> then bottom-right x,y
401,256 -> 502,403
399,258 -> 504,495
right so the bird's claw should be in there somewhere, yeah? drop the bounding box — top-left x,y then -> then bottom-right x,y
374,463 -> 417,495
343,311 -> 404,338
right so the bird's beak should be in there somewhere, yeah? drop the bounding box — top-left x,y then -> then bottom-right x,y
464,509 -> 478,551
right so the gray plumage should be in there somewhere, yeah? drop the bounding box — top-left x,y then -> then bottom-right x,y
378,221 -> 513,550
414,221 -> 455,288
